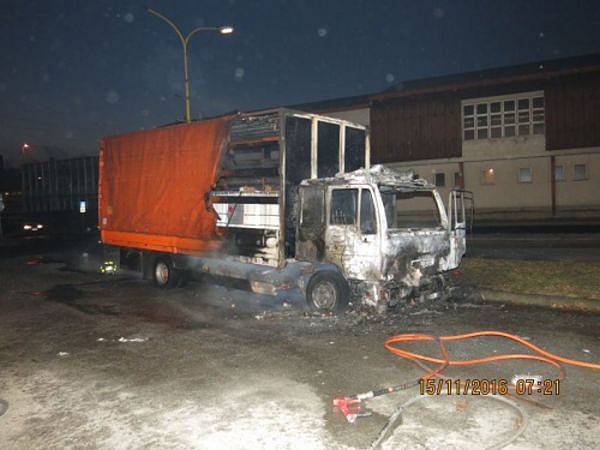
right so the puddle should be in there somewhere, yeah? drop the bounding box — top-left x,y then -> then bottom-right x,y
26,255 -> 64,266
45,284 -> 84,302
26,255 -> 88,274
43,284 -> 121,316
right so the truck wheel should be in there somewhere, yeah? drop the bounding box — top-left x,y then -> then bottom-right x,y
152,257 -> 180,289
306,271 -> 349,312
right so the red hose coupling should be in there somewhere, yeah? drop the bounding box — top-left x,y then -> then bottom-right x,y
333,396 -> 364,424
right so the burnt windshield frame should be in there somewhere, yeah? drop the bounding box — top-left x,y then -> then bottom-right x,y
379,186 -> 442,230
360,188 -> 377,234
380,188 -> 397,229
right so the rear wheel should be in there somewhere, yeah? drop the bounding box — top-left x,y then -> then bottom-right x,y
152,257 -> 180,289
306,271 -> 349,312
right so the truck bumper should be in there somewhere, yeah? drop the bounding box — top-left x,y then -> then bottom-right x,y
352,276 -> 446,311
350,280 -> 412,311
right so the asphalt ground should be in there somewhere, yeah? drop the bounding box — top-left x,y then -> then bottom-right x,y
0,237 -> 599,449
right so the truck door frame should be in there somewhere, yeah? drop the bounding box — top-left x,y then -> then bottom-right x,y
324,184 -> 382,280
447,189 -> 474,266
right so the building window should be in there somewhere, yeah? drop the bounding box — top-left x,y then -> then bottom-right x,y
454,172 -> 463,187
554,165 -> 565,182
574,164 -> 587,181
481,168 -> 495,185
518,167 -> 533,183
532,97 -> 545,135
463,93 -> 544,141
435,173 -> 445,187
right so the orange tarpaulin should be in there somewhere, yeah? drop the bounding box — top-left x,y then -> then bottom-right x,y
98,117 -> 231,255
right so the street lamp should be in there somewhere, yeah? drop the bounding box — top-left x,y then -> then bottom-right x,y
146,7 -> 234,123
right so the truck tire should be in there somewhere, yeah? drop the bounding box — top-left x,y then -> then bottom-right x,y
152,257 -> 180,289
306,271 -> 349,312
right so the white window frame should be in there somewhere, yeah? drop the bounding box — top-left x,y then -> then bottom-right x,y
518,167 -> 533,184
573,163 -> 588,181
462,91 -> 545,141
454,171 -> 462,187
434,172 -> 446,187
554,165 -> 565,182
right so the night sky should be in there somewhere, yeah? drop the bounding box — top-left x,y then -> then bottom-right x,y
1,0 -> 600,165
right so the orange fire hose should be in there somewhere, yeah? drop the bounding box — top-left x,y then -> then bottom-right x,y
360,331 -> 600,448
335,330 -> 600,425
384,331 -> 600,376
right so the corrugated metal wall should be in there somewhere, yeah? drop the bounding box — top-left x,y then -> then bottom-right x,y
371,93 -> 461,163
22,156 -> 98,213
546,74 -> 600,150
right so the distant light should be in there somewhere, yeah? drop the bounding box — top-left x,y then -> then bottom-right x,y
487,168 -> 494,174
80,200 -> 87,214
23,223 -> 43,231
219,26 -> 234,34
22,143 -> 31,152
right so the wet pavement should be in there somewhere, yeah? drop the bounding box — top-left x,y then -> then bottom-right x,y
0,237 -> 599,449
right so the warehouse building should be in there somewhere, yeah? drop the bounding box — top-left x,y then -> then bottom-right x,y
299,53 -> 600,225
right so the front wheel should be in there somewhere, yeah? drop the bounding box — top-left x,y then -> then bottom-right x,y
306,271 -> 349,313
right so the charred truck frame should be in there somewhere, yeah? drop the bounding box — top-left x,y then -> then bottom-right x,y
100,108 -> 471,312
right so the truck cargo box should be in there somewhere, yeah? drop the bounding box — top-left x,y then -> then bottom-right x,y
99,117 -> 230,255
100,108 -> 369,267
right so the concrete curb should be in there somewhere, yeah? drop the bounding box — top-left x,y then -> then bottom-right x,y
477,289 -> 600,313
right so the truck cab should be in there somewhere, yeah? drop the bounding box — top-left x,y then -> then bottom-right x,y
297,165 -> 472,311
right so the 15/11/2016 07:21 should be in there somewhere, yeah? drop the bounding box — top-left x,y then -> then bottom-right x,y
419,378 -> 560,396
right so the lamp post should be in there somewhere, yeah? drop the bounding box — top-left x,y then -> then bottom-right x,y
146,7 -> 234,123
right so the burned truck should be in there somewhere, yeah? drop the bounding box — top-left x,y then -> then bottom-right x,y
99,108 -> 471,312
296,166 -> 471,310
